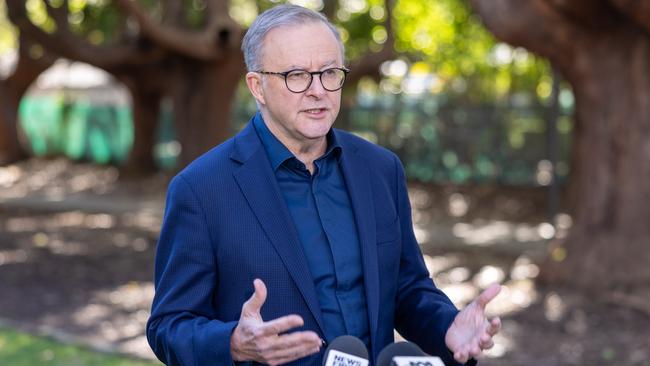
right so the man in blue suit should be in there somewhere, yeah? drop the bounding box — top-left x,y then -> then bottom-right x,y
147,4 -> 501,366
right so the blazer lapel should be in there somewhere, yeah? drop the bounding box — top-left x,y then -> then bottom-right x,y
231,123 -> 326,336
337,131 -> 380,351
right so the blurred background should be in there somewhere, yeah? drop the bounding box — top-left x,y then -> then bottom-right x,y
1,0 -> 649,365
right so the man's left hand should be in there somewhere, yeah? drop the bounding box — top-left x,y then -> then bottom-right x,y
444,283 -> 502,363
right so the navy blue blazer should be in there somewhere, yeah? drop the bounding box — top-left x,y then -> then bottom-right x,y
146,119 -> 461,365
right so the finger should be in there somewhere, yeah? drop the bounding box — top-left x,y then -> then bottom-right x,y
479,333 -> 494,349
273,330 -> 322,350
263,334 -> 322,363
454,349 -> 469,363
468,342 -> 482,359
271,348 -> 320,365
477,283 -> 501,309
256,330 -> 321,352
479,337 -> 494,350
480,333 -> 492,344
242,279 -> 267,316
486,317 -> 501,336
257,314 -> 305,336
268,346 -> 321,366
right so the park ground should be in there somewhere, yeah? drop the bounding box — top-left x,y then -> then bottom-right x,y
1,158 -> 649,365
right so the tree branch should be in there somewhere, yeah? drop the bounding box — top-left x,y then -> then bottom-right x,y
206,0 -> 229,19
43,0 -> 69,29
161,0 -> 184,26
2,33 -> 56,97
469,0 -> 580,62
384,0 -> 395,46
544,0 -> 622,30
322,0 -> 337,20
0,32 -> 57,163
608,0 -> 650,34
205,0 -> 243,50
605,291 -> 650,318
116,0 -> 241,61
5,1 -> 153,69
348,0 -> 396,84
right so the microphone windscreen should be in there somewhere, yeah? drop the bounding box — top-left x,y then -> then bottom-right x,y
322,335 -> 369,366
376,341 -> 426,366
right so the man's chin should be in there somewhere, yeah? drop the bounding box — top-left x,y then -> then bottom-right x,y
298,118 -> 334,133
302,125 -> 334,138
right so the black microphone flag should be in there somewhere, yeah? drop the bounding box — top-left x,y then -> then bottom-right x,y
376,341 -> 444,366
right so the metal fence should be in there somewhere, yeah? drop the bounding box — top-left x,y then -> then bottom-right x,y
337,97 -> 572,185
19,91 -> 572,186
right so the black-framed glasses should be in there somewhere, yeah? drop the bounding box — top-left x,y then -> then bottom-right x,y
257,67 -> 350,93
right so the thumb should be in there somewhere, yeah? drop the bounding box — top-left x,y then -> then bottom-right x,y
477,283 -> 501,309
242,278 -> 267,316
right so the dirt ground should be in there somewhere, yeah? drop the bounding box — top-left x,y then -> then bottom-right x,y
1,158 -> 649,365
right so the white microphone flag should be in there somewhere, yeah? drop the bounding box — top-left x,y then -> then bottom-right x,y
323,350 -> 370,366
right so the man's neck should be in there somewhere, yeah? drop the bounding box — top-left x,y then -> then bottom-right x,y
278,134 -> 327,174
291,141 -> 327,174
261,115 -> 328,174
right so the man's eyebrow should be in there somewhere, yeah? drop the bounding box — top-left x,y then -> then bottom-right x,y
320,60 -> 337,68
285,60 -> 339,70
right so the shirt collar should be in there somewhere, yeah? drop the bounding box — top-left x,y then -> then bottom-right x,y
253,111 -> 342,171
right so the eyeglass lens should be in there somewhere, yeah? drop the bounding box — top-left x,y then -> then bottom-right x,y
286,69 -> 346,93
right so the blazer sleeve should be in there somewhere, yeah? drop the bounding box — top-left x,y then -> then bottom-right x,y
146,174 -> 238,366
391,157 -> 474,366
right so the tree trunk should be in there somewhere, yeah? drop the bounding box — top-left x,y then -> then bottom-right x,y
470,0 -> 650,292
0,86 -> 25,164
171,52 -> 244,168
6,0 -> 245,174
543,28 -> 650,290
121,83 -> 161,175
0,36 -> 54,165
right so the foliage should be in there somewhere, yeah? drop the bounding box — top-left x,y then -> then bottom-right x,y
2,0 -> 555,103
260,0 -> 553,104
15,0 -> 219,45
0,327 -> 161,366
0,1 -> 16,54
391,0 -> 550,103
334,0 -> 388,59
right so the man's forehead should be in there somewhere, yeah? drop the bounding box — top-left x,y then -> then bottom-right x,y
263,21 -> 334,42
261,22 -> 343,67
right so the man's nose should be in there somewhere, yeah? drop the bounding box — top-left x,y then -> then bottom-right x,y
304,76 -> 327,98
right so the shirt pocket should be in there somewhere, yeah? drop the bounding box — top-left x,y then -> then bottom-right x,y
376,216 -> 400,245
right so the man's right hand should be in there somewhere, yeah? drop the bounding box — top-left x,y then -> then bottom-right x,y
230,279 -> 323,365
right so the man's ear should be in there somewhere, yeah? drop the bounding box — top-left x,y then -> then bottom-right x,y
245,72 -> 266,106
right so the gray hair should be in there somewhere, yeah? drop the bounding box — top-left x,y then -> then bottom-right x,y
241,4 -> 345,71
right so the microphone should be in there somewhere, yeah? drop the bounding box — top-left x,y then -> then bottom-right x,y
376,341 -> 444,366
322,335 -> 369,366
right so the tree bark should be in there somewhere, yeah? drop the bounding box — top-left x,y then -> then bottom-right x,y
5,0 -> 243,174
543,28 -> 650,290
121,80 -> 162,174
0,85 -> 25,164
471,0 -> 650,292
170,52 -> 244,168
0,35 -> 55,165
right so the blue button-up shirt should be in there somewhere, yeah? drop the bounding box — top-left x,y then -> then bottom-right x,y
253,113 -> 370,346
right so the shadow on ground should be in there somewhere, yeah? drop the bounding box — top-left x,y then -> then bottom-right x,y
1,158 -> 649,365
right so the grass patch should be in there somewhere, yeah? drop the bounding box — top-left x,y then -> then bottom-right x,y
0,327 -> 161,366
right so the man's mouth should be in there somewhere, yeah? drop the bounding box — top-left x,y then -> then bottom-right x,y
303,108 -> 327,114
